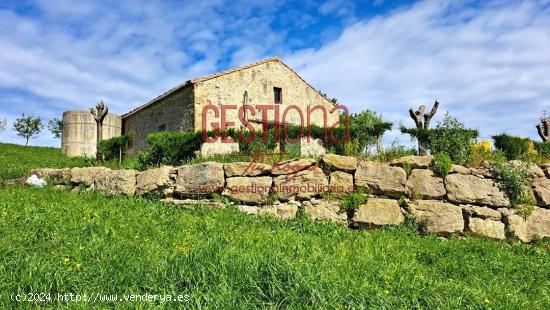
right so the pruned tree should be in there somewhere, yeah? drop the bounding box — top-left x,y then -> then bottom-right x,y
13,114 -> 45,146
537,111 -> 550,142
47,118 -> 63,138
91,101 -> 109,160
408,99 -> 440,155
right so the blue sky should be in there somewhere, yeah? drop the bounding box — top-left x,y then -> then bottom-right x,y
0,0 -> 549,147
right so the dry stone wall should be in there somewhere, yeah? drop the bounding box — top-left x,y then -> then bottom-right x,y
28,155 -> 550,243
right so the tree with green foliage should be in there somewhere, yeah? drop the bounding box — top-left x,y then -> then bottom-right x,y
347,110 -> 392,154
47,118 -> 63,138
12,114 -> 45,146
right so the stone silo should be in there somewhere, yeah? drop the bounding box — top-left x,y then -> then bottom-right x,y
61,110 -> 122,157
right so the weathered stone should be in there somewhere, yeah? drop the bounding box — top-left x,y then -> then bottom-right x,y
407,200 -> 464,235
302,200 -> 347,224
70,167 -> 107,186
271,158 -> 316,175
532,178 -> 550,207
29,168 -> 71,185
322,153 -> 358,172
135,166 -> 173,196
502,207 -> 550,242
161,198 -> 225,209
540,164 -> 550,178
259,204 -> 298,220
94,169 -> 138,196
462,205 -> 501,220
353,198 -> 404,227
175,162 -> 225,196
200,141 -> 239,157
469,166 -> 493,178
355,161 -> 406,198
224,162 -> 272,177
467,217 -> 505,240
223,176 -> 272,204
510,160 -> 545,178
445,174 -> 510,207
449,164 -> 470,174
235,205 -> 259,215
405,169 -> 446,199
329,171 -> 354,194
273,166 -> 328,200
390,155 -> 433,169
300,137 -> 326,157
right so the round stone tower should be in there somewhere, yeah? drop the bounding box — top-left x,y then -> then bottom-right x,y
61,110 -> 122,157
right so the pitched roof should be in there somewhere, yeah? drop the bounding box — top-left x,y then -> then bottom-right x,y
122,57 -> 334,118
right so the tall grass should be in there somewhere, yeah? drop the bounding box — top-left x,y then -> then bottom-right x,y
0,186 -> 548,308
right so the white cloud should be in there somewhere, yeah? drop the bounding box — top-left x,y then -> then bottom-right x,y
286,0 -> 550,145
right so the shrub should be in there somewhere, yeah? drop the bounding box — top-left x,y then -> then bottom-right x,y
401,112 -> 478,165
492,160 -> 533,206
99,135 -> 131,163
535,142 -> 550,157
428,112 -> 479,165
492,134 -> 532,160
138,131 -> 202,168
340,187 -> 369,217
431,153 -> 452,177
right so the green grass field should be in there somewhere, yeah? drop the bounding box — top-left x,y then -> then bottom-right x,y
0,185 -> 549,308
0,143 -> 90,181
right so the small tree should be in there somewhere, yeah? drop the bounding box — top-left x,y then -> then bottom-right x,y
47,118 -> 63,138
13,114 -> 45,146
348,110 -> 392,154
0,117 -> 6,133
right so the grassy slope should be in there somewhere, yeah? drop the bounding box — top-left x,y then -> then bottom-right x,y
0,143 -> 89,180
0,186 -> 549,309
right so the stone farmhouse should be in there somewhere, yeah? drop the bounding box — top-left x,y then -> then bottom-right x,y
61,57 -> 339,157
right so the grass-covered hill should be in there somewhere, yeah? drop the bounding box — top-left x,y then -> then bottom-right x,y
0,143 -> 90,180
0,186 -> 549,308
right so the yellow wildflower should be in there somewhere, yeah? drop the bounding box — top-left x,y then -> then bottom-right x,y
63,257 -> 70,263
75,262 -> 82,268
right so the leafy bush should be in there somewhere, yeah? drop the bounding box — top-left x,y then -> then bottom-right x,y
401,112 -> 478,165
492,160 -> 533,206
535,142 -> 550,157
340,187 -> 369,217
431,153 -> 452,177
428,113 -> 479,165
99,135 -> 131,163
492,134 -> 532,160
137,131 -> 202,168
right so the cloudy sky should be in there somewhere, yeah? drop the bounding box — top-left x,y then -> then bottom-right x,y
0,0 -> 549,147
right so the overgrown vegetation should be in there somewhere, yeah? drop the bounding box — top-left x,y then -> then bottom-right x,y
0,186 -> 549,308
401,112 -> 479,165
340,187 -> 369,217
99,134 -> 131,164
492,160 -> 534,206
431,153 -> 452,177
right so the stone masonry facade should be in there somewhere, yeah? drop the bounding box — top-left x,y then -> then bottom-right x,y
122,57 -> 339,155
29,156 -> 550,243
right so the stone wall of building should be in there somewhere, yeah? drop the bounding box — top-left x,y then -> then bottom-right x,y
123,85 -> 195,155
28,156 -> 550,243
193,59 -> 340,133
